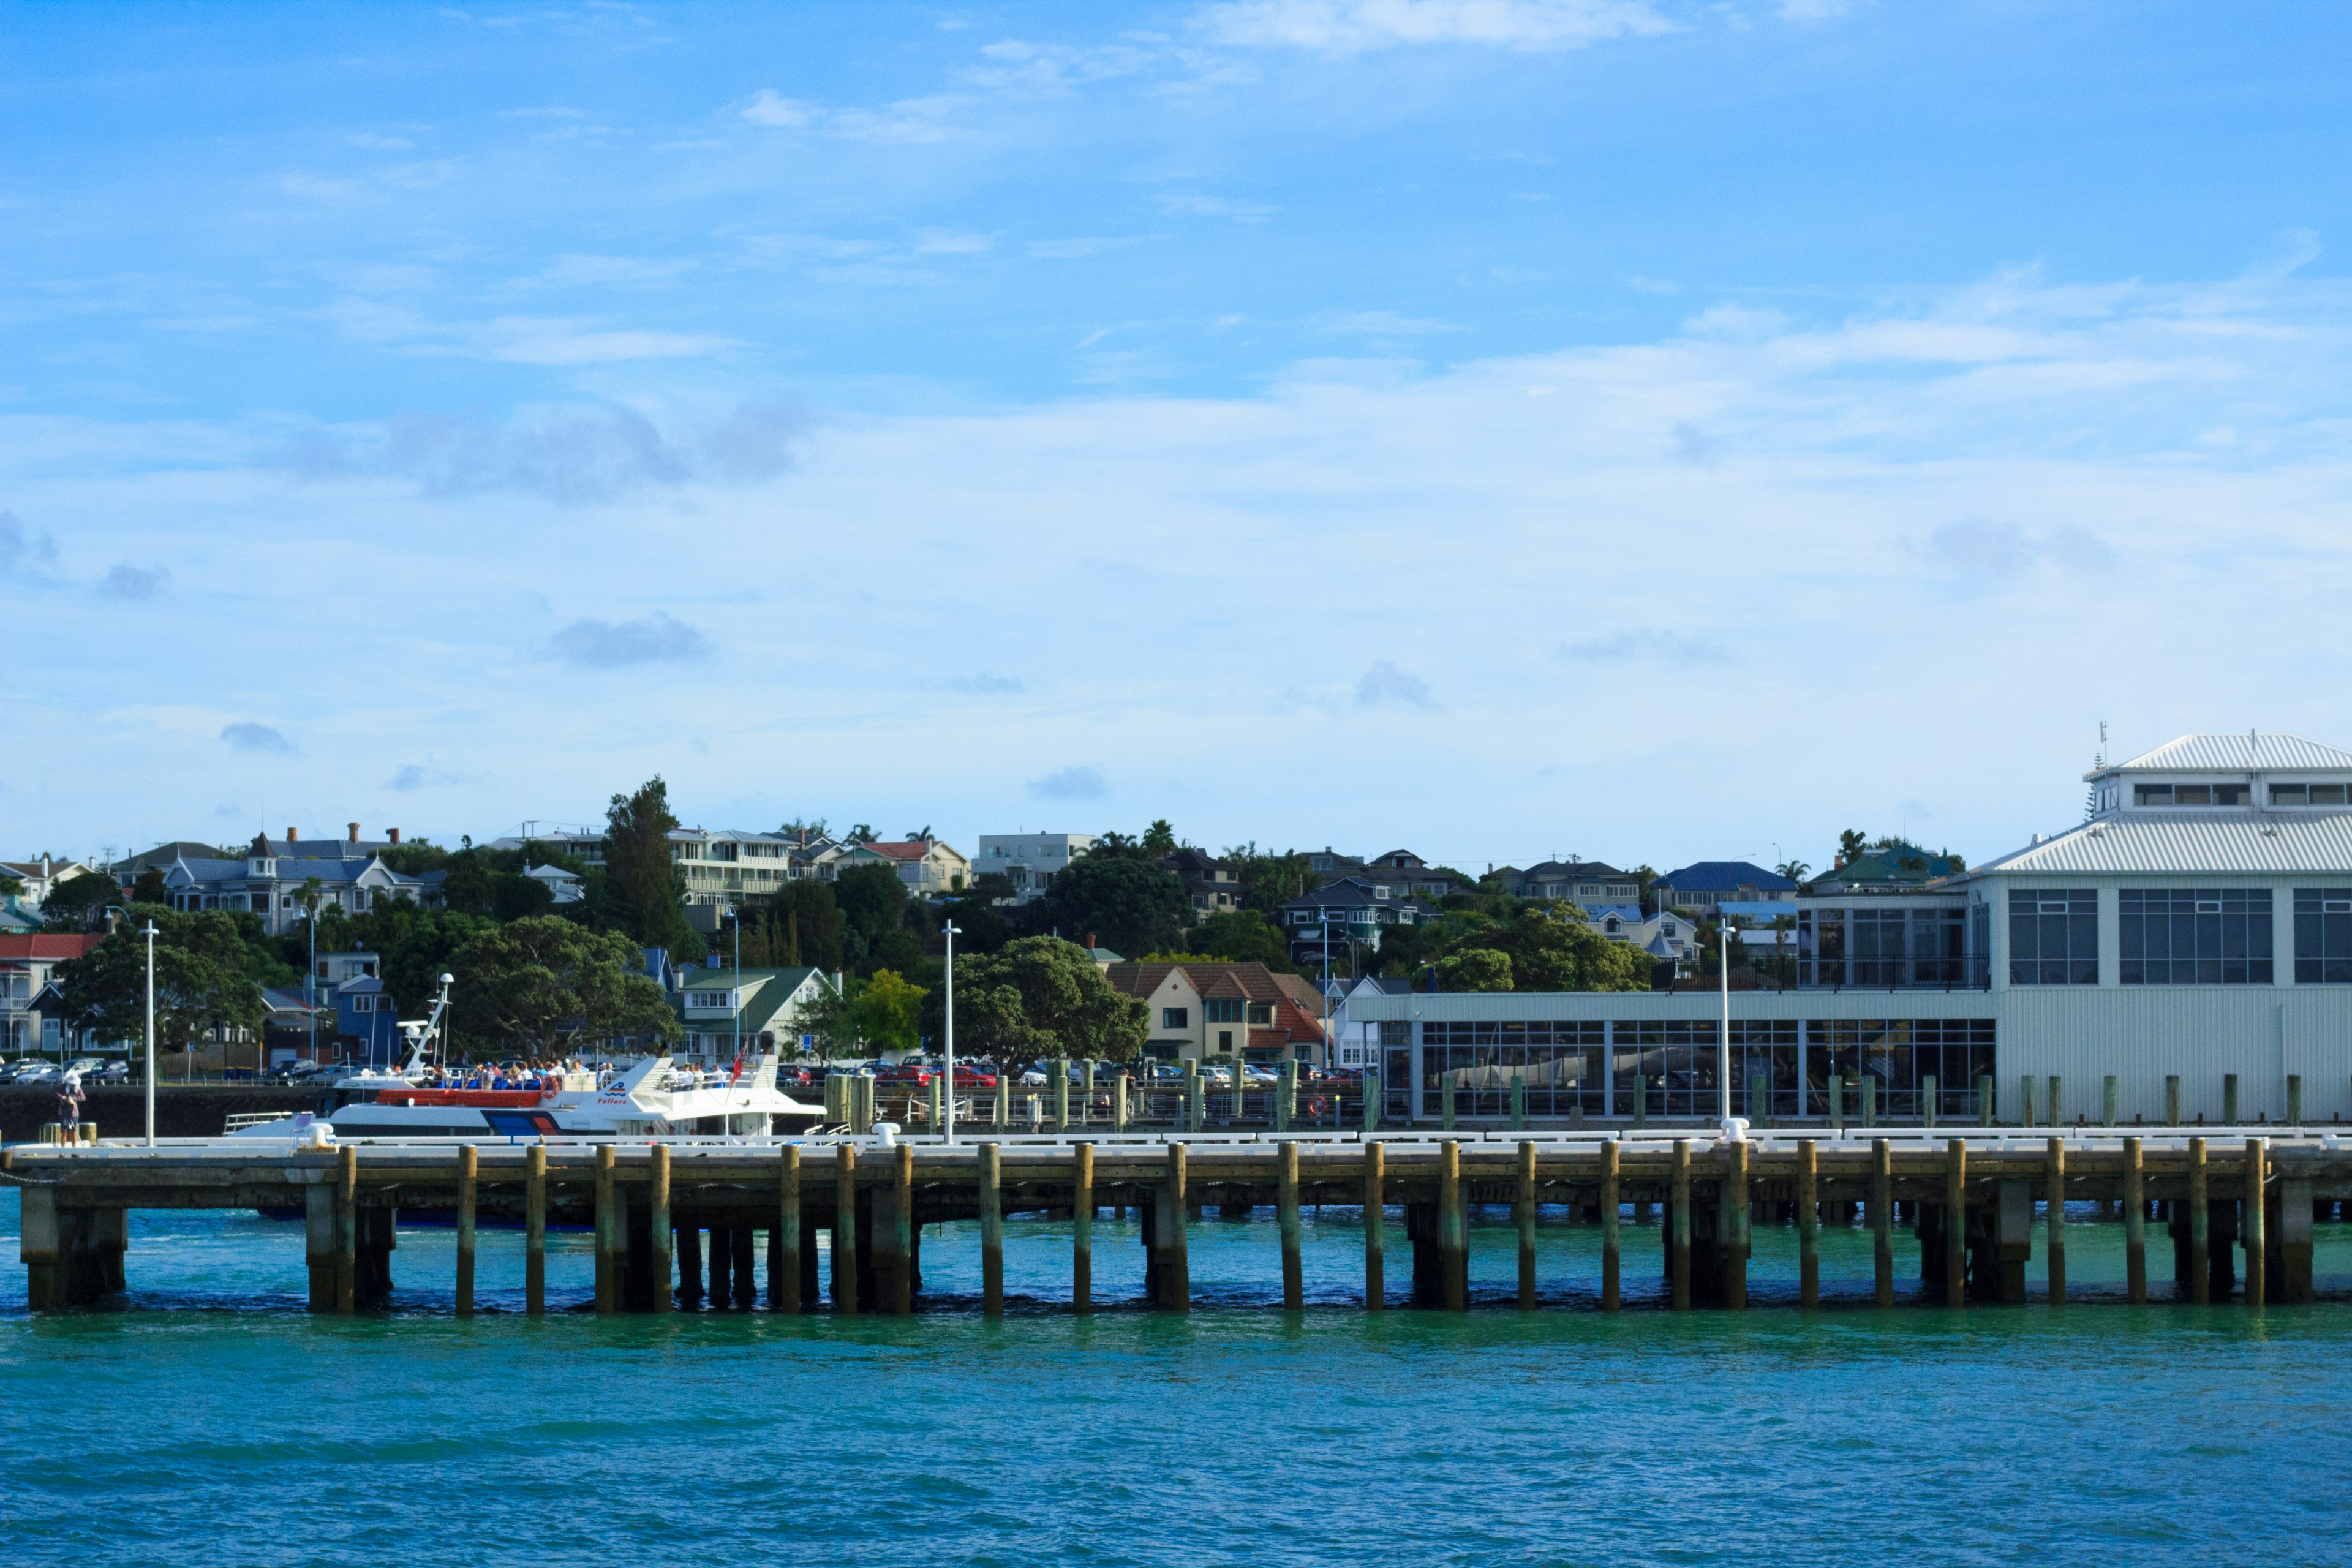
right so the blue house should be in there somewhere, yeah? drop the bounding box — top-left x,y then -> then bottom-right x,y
1649,861 -> 1798,913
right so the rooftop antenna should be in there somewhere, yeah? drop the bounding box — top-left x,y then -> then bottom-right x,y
2084,720 -> 2108,821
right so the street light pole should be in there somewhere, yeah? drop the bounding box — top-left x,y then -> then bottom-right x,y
726,905 -> 742,1066
942,921 -> 959,1145
1720,922 -> 1738,1129
141,921 -> 158,1146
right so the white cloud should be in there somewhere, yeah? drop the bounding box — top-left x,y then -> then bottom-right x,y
1925,518 -> 2117,582
742,89 -> 814,127
487,318 -> 734,364
1199,0 -> 1677,53
1157,191 -> 1277,222
546,612 -> 711,671
741,89 -> 967,144
1029,765 -> 1107,800
1355,660 -> 1435,710
100,563 -> 170,599
1555,632 -> 1728,666
221,722 -> 295,755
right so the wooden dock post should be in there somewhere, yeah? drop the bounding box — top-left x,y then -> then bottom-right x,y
677,1224 -> 704,1306
2047,1075 -> 2063,1128
1114,1071 -> 1129,1133
2103,1076 -> 2118,1128
978,1141 -> 1003,1316
647,1145 -> 671,1316
1439,1140 -> 1466,1311
1634,1074 -> 1648,1129
1363,1141 -> 1385,1310
2188,1136 -> 2209,1303
1364,1068 -> 1381,1133
891,1142 -> 914,1315
1923,1074 -> 1937,1129
996,1073 -> 1011,1131
1600,1139 -> 1621,1313
2165,1076 -> 2181,1125
1277,1061 -> 1295,1133
2223,1074 -> 2240,1125
336,1144 -> 358,1315
1515,1140 -> 1536,1310
525,1144 -> 546,1316
1861,1074 -> 1876,1129
928,1076 -> 943,1132
1828,1074 -> 1844,1135
1442,1076 -> 1457,1133
1942,1139 -> 1966,1307
304,1182 -> 335,1313
1072,1142 -> 1094,1315
2045,1137 -> 2065,1305
1510,1073 -> 1526,1133
2288,1074 -> 2303,1126
1724,1139 -> 1750,1310
1796,1139 -> 1819,1308
593,1144 -> 617,1314
1162,1142 -> 1190,1311
1871,1138 -> 1893,1306
2278,1174 -> 2313,1303
1977,1073 -> 1994,1125
1280,1140 -> 1303,1310
1670,1139 -> 1692,1311
2122,1136 -> 2146,1303
456,1144 -> 479,1319
1055,1057 -> 1070,1133
775,1146 -> 801,1314
835,1143 -> 860,1315
2244,1139 -> 2266,1308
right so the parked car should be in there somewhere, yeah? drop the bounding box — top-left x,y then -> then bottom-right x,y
10,1063 -> 60,1085
90,1061 -> 132,1084
876,1063 -> 935,1087
950,1068 -> 998,1089
63,1058 -> 108,1077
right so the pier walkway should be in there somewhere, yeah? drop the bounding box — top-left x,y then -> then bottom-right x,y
8,1128 -> 2347,1314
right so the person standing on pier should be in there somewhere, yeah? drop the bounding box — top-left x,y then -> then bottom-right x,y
56,1072 -> 85,1136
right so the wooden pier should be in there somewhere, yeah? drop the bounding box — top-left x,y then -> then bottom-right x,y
7,1130 -> 2346,1314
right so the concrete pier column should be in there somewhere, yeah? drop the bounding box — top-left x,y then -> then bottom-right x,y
336,1145 -> 359,1315
20,1186 -> 63,1311
775,1146 -> 801,1314
524,1144 -> 547,1317
677,1224 -> 706,1306
2277,1176 -> 2313,1303
1994,1178 -> 2032,1303
304,1180 -> 336,1313
1600,1140 -> 1622,1314
834,1144 -> 859,1315
1072,1143 -> 1095,1315
1363,1142 -> 1385,1310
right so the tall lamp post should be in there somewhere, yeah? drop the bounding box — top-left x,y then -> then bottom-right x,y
722,904 -> 742,1067
1719,922 -> 1738,1132
141,921 -> 158,1145
941,921 -> 960,1145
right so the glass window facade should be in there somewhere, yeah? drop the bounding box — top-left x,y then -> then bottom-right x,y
2119,889 -> 2272,984
1798,906 -> 1980,987
2294,889 -> 2352,983
1421,1020 -> 1607,1118
1805,1019 -> 1995,1118
2008,889 -> 2098,985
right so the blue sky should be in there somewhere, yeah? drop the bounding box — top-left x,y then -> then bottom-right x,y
5,1 -> 2351,873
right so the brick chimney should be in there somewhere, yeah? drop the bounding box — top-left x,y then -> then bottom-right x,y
387,828 -> 401,845
287,826 -> 298,842
348,822 -> 360,843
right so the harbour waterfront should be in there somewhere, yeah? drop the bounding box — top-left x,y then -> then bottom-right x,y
6,1190 -> 2352,1566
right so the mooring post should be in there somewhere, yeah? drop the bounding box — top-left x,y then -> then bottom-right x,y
1923,1074 -> 1938,1130
995,1073 -> 1011,1131
1600,1139 -> 1622,1313
1861,1075 -> 1877,1129
1510,1074 -> 1526,1133
2188,1136 -> 2210,1303
646,1144 -> 671,1316
1871,1137 -> 1893,1306
775,1145 -> 801,1314
452,1144 -> 479,1318
2244,1138 -> 2266,1308
1634,1074 -> 1648,1129
1796,1139 -> 1819,1308
2287,1074 -> 2303,1126
1670,1139 -> 1693,1311
1280,1140 -> 1304,1310
2045,1137 -> 2065,1305
2123,1136 -> 2147,1303
1442,1077 -> 1457,1133
593,1145 -> 617,1314
1977,1073 -> 1994,1125
892,1141 -> 914,1315
1114,1072 -> 1129,1133
835,1143 -> 860,1315
971,1140 -> 1000,1316
525,1144 -> 546,1316
1724,1139 -> 1750,1310
1942,1139 -> 1966,1307
1277,1061 -> 1295,1134
304,1181 -> 335,1313
2103,1076 -> 2118,1128
336,1144 -> 359,1316
1073,1142 -> 1095,1315
2223,1074 -> 2241,1125
1515,1140 -> 1537,1310
2047,1076 -> 2063,1128
1828,1074 -> 1844,1135
1439,1140 -> 1466,1311
2018,1076 -> 2035,1128
1163,1142 -> 1190,1311
1363,1140 -> 1385,1310
1053,1057 -> 1069,1133
2165,1076 -> 2181,1126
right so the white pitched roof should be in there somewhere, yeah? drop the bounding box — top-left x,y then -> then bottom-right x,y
2099,733 -> 2352,775
1966,813 -> 2352,877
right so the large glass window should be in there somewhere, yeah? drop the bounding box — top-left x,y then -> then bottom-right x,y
1608,1020 -> 1719,1118
1204,999 -> 1243,1023
1422,1020 -> 1607,1118
2119,889 -> 2272,984
1806,1019 -> 1996,1118
2008,889 -> 2098,985
2135,783 -> 2250,806
1801,907 -> 1976,987
2273,783 -> 2350,806
2294,889 -> 2352,982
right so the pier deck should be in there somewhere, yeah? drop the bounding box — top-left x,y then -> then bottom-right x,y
8,1128 -> 2347,1314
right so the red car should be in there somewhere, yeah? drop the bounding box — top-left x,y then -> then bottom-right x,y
875,1063 -> 935,1087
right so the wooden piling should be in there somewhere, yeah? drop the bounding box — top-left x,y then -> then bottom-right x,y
2244,1139 -> 2266,1308
455,1144 -> 478,1319
835,1143 -> 860,1315
1280,1140 -> 1303,1310
336,1144 -> 358,1316
2123,1136 -> 2146,1303
1796,1139 -> 1819,1308
525,1144 -> 546,1316
1942,1139 -> 1966,1307
1670,1139 -> 1692,1311
1871,1138 -> 1893,1306
593,1144 -> 617,1314
892,1142 -> 914,1315
1163,1142 -> 1189,1311
1724,1139 -> 1750,1310
1828,1074 -> 1844,1134
2223,1074 -> 2240,1125
2045,1136 -> 2065,1305
1363,1140 -> 1385,1310
1115,1072 -> 1129,1133
979,1142 -> 1003,1316
1438,1140 -> 1466,1311
1072,1142 -> 1094,1315
1600,1139 -> 1621,1313
677,1224 -> 704,1306
646,1144 -> 671,1315
2188,1136 -> 2209,1303
1055,1057 -> 1070,1133
775,1145 -> 801,1315
2103,1075 -> 2118,1128
2288,1074 -> 2303,1126
2165,1075 -> 2181,1125
1515,1140 -> 1536,1311
304,1183 -> 334,1313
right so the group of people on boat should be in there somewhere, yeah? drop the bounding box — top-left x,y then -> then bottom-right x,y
417,1060 -> 588,1093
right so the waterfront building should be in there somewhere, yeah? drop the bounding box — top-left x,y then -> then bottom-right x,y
973,832 -> 1096,902
672,965 -> 837,1063
1510,860 -> 1645,910
1649,861 -> 1798,913
1278,876 -> 1438,969
1103,960 -> 1329,1066
156,830 -> 447,934
1352,732 -> 2352,1126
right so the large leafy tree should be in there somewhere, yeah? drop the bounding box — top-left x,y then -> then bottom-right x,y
857,968 -> 927,1056
952,936 -> 1147,1063
39,870 -> 122,932
1221,843 -> 1318,912
1427,905 -> 1650,993
450,915 -> 679,1057
603,776 -> 699,957
1025,847 -> 1188,958
1182,909 -> 1293,970
832,861 -> 907,959
317,900 -> 499,1017
53,912 -> 264,1056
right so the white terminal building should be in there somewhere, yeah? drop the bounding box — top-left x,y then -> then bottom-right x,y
1355,732 -> 2352,1126
972,832 -> 1096,903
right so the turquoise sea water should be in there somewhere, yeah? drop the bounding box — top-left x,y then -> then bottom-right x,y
4,1188 -> 2350,1567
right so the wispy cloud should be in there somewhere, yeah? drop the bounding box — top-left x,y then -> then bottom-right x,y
1354,660 -> 1435,710
221,722 -> 295,755
1029,765 -> 1107,800
99,563 -> 170,599
546,612 -> 710,671
1157,191 -> 1276,223
0,512 -> 58,575
1554,632 -> 1730,666
1924,518 -> 2117,582
1199,0 -> 1678,53
949,674 -> 1026,695
741,89 -> 965,144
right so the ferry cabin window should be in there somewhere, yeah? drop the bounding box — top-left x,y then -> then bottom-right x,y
2119,889 -> 2272,984
2271,784 -> 2351,805
2008,889 -> 2097,985
2294,889 -> 2352,982
2135,784 -> 2248,805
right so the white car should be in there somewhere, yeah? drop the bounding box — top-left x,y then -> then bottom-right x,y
63,1058 -> 108,1077
11,1062 -> 61,1084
